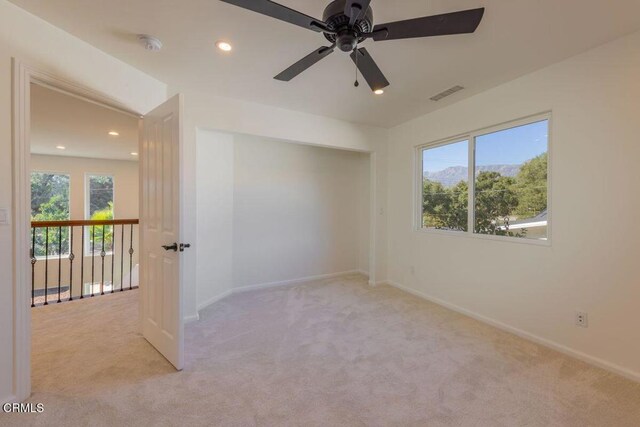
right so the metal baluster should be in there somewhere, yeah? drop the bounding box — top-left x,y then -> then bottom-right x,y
30,227 -> 36,307
57,226 -> 62,303
91,225 -> 95,297
80,226 -> 85,299
69,227 -> 74,301
100,224 -> 106,295
129,224 -> 134,290
111,225 -> 115,294
44,227 -> 49,305
120,225 -> 125,292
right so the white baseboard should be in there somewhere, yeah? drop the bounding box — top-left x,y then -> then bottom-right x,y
183,313 -> 200,323
196,289 -> 232,312
232,270 -> 362,294
356,270 -> 389,287
195,270 -> 363,313
386,280 -> 640,383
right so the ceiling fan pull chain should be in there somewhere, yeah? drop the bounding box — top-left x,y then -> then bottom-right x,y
353,47 -> 359,87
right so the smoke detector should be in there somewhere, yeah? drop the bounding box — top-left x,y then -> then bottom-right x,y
137,34 -> 163,52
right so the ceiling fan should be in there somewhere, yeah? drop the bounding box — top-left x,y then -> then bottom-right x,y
219,0 -> 485,93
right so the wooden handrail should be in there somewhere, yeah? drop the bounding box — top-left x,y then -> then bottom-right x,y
31,219 -> 139,228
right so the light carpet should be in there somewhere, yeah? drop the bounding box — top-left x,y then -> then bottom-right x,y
3,274 -> 640,426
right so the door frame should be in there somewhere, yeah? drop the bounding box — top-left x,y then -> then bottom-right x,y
11,58 -> 143,401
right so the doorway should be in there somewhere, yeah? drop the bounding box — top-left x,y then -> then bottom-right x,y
11,60 -> 185,402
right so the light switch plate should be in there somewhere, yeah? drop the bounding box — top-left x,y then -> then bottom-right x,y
0,208 -> 10,225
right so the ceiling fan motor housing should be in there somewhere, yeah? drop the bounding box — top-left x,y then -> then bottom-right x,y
322,0 -> 373,52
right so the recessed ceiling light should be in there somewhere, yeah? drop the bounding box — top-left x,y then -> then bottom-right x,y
108,131 -> 119,136
216,41 -> 232,52
56,145 -> 66,150
130,152 -> 139,156
374,89 -> 384,95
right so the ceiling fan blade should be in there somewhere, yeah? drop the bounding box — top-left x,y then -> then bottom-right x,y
219,0 -> 326,32
344,0 -> 371,26
274,46 -> 335,81
350,48 -> 389,91
372,8 -> 485,41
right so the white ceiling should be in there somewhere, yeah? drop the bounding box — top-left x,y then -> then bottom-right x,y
31,84 -> 139,161
12,0 -> 640,128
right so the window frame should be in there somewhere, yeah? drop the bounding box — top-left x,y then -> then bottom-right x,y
414,112 -> 552,246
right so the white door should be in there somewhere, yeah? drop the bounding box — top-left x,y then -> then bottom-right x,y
140,94 -> 184,370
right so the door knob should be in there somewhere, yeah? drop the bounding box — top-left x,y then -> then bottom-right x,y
162,243 -> 178,252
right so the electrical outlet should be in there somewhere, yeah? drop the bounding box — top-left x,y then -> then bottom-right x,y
576,311 -> 588,328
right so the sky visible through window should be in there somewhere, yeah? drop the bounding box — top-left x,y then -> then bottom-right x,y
423,120 -> 548,173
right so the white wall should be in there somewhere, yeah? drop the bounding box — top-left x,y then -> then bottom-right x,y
195,131 -> 235,310
30,155 -> 139,297
195,131 -> 370,310
232,134 -> 369,288
386,30 -> 640,380
0,0 -> 166,403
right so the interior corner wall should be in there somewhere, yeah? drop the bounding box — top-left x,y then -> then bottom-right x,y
0,0 -> 167,403
385,29 -> 640,380
195,130 -> 370,310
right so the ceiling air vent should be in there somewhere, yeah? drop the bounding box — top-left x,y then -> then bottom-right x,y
430,85 -> 464,102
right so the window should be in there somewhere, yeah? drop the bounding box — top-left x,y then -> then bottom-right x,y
474,120 -> 548,239
418,115 -> 550,242
86,175 -> 114,253
87,175 -> 114,219
31,172 -> 70,257
422,139 -> 469,231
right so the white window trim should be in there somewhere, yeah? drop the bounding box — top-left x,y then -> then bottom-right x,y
414,112 -> 552,246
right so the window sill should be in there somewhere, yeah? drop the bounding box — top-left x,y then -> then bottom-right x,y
415,227 -> 551,247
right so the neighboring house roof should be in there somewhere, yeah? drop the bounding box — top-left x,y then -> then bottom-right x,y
498,209 -> 548,230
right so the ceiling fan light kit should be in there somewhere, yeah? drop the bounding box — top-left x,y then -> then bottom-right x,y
219,0 -> 484,94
